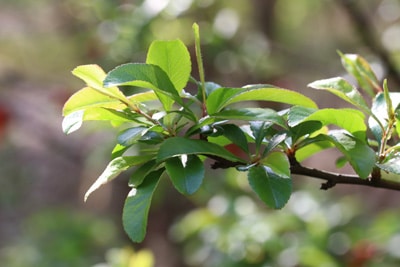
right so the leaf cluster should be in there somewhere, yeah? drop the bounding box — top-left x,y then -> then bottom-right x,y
63,24 -> 400,242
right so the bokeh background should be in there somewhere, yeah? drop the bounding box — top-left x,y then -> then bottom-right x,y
1,0 -> 400,266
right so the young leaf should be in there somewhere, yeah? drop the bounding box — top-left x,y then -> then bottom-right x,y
248,165 -> 292,209
72,65 -> 128,101
165,155 -> 205,195
123,168 -> 163,242
339,52 -> 381,96
308,77 -> 370,114
84,155 -> 155,201
63,87 -> 127,116
103,63 -> 183,110
206,85 -> 318,114
146,40 -> 191,93
157,137 -> 245,163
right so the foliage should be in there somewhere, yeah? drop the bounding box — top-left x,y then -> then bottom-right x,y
63,24 -> 400,243
172,188 -> 400,267
0,210 -> 119,267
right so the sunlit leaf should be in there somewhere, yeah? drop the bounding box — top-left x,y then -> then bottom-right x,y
166,155 -> 205,195
206,85 -> 317,114
248,165 -> 292,209
84,155 -> 155,201
308,77 -> 370,114
63,87 -> 127,116
72,64 -> 127,101
146,40 -> 191,92
123,168 -> 163,242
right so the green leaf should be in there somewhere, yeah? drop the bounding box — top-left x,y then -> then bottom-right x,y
165,155 -> 205,195
263,133 -> 287,156
250,121 -> 273,151
308,77 -> 370,114
370,92 -> 400,142
327,130 -> 376,178
84,155 -> 155,201
377,157 -> 400,175
295,141 -> 334,162
339,52 -> 381,96
206,85 -> 318,114
123,168 -> 163,242
146,40 -> 191,92
129,160 -> 159,187
103,63 -> 182,110
62,110 -> 84,134
63,87 -> 127,116
72,64 -> 128,101
261,152 -> 290,178
289,106 -> 367,141
219,124 -> 249,154
211,108 -> 286,128
289,121 -> 323,143
157,137 -> 244,163
117,127 -> 148,146
248,165 -> 292,209
62,108 -> 133,134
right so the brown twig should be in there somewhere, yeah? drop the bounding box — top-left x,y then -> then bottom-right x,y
290,160 -> 400,191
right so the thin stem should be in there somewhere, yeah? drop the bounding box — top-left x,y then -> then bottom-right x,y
192,23 -> 207,116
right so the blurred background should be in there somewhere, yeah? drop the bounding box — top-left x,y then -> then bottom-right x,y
1,0 -> 400,266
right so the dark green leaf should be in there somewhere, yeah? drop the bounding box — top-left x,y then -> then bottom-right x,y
129,160 -> 159,187
377,157 -> 400,175
250,121 -> 273,151
103,63 -> 182,110
211,108 -> 286,128
123,168 -> 163,242
146,40 -> 191,92
328,130 -> 376,178
248,165 -> 292,209
165,155 -> 205,195
157,137 -> 244,163
263,133 -> 288,157
219,124 -> 249,154
117,127 -> 148,146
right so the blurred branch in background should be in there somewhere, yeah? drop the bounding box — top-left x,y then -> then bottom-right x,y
338,0 -> 400,87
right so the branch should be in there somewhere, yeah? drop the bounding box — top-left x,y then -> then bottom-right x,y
290,162 -> 400,191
